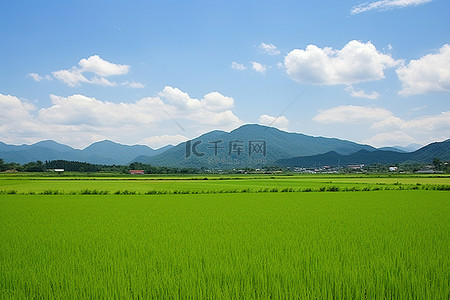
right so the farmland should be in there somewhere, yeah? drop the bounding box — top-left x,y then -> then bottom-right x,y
0,173 -> 449,195
0,174 -> 449,298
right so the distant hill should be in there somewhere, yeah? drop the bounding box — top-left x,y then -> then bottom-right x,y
378,144 -> 422,153
398,144 -> 423,152
276,139 -> 450,167
377,147 -> 407,153
0,140 -> 172,165
2,126 -> 446,168
0,140 -> 74,153
137,124 -> 376,168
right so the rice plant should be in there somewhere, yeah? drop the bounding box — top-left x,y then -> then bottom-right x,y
0,190 -> 448,298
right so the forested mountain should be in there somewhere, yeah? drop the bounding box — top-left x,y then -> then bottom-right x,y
0,140 -> 172,164
2,125 -> 447,168
276,140 -> 450,167
136,124 -> 376,168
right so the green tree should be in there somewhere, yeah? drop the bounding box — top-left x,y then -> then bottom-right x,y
433,158 -> 442,171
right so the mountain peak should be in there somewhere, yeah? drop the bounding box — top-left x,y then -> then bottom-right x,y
31,140 -> 75,152
233,123 -> 276,132
140,124 -> 377,168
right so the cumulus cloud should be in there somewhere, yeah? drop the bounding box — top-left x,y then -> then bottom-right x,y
119,81 -> 145,88
364,131 -> 416,147
396,44 -> 450,96
52,68 -> 89,87
139,134 -> 189,148
351,0 -> 433,15
259,42 -> 280,55
0,94 -> 36,121
345,86 -> 380,99
47,55 -> 143,88
0,94 -> 42,144
0,88 -> 242,148
78,55 -> 130,76
258,114 -> 289,130
158,86 -> 201,110
313,105 -> 393,123
231,62 -> 246,70
126,81 -> 145,88
28,73 -> 52,82
313,104 -> 450,147
201,92 -> 234,112
251,62 -> 266,74
371,111 -> 450,131
39,94 -> 159,126
89,76 -> 118,87
285,40 -> 398,86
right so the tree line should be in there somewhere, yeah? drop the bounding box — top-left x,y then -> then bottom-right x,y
0,159 -> 201,174
0,158 -> 448,174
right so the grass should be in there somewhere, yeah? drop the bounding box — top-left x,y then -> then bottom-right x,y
0,173 -> 449,195
0,190 -> 449,298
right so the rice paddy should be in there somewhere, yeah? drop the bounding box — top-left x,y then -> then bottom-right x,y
0,174 -> 449,298
0,173 -> 449,195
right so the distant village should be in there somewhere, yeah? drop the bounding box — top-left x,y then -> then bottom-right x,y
0,158 -> 448,175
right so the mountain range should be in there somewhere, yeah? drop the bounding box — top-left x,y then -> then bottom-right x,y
1,124 -> 448,167
276,140 -> 450,167
0,140 -> 172,165
135,124 -> 378,168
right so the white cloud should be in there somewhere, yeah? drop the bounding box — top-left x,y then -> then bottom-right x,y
0,94 -> 36,121
122,81 -> 145,88
28,73 -> 43,82
351,0 -> 433,15
52,68 -> 89,87
372,111 -> 450,131
410,105 -> 427,112
345,86 -> 380,99
0,89 -> 242,148
258,114 -> 289,130
78,55 -> 130,76
89,76 -> 118,87
370,116 -> 404,130
51,69 -> 119,87
158,86 -> 201,110
48,55 -> 139,87
364,131 -> 416,147
396,44 -> 450,96
231,62 -> 246,70
39,94 -> 157,126
28,73 -> 51,82
313,104 -> 450,147
0,94 -> 42,144
285,40 -> 398,86
251,62 -> 266,74
201,92 -> 234,112
139,134 -> 189,148
259,42 -> 280,55
313,105 -> 393,124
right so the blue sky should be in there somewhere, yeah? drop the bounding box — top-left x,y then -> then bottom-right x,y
1,0 -> 449,149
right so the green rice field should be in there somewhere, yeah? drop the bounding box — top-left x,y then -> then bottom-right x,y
0,174 -> 449,298
0,173 -> 449,195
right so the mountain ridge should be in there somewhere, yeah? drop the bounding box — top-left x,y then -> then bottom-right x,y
0,140 -> 172,165
276,139 -> 450,167
1,125 -> 447,167
136,124 -> 378,168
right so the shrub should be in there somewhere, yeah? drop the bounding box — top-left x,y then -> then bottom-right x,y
326,186 -> 340,192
